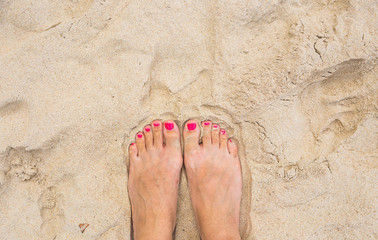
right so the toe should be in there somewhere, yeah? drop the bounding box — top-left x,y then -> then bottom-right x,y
201,120 -> 212,147
227,139 -> 238,158
143,125 -> 153,149
183,120 -> 200,153
135,132 -> 146,155
219,129 -> 228,150
128,142 -> 138,163
163,121 -> 181,149
151,120 -> 163,148
211,124 -> 220,146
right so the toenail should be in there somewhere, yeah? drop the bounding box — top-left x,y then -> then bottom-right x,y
221,130 -> 226,135
213,125 -> 218,129
153,123 -> 160,127
137,134 -> 143,138
204,122 -> 211,126
145,128 -> 151,132
164,122 -> 174,130
131,143 -> 135,146
187,123 -> 196,131
229,139 -> 232,143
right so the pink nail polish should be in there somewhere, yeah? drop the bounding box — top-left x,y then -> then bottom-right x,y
153,123 -> 160,127
131,143 -> 135,146
187,123 -> 196,131
204,122 -> 211,126
145,128 -> 151,132
213,125 -> 218,129
229,139 -> 232,143
165,122 -> 174,130
137,134 -> 143,138
221,130 -> 226,135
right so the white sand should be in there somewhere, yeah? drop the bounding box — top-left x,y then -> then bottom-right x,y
0,1 -> 377,239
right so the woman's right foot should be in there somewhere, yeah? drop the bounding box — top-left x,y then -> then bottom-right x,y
183,120 -> 242,240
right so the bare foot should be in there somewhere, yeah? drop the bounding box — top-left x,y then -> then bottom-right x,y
128,120 -> 183,240
183,120 -> 242,240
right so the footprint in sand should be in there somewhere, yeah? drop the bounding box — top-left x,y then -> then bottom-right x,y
123,106 -> 253,239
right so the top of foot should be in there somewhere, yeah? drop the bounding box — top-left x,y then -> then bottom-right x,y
128,120 -> 183,240
183,120 -> 242,240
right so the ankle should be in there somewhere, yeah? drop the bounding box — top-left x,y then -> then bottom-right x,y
133,215 -> 175,240
197,215 -> 240,240
200,228 -> 241,240
134,230 -> 173,240
134,223 -> 174,240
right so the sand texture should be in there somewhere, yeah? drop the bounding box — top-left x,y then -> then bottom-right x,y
0,0 -> 377,239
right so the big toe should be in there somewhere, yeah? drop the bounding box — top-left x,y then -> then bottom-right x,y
163,121 -> 181,150
183,120 -> 200,153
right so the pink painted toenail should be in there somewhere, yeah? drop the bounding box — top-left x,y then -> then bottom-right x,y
137,134 -> 143,138
213,125 -> 218,129
145,128 -> 151,132
131,143 -> 135,146
187,123 -> 196,131
204,122 -> 211,126
221,130 -> 226,135
164,122 -> 174,130
153,123 -> 160,127
229,139 -> 232,143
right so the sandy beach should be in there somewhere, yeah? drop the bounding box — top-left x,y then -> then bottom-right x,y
0,1 -> 377,239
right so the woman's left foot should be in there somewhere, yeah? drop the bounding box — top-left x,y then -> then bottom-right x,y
127,120 -> 183,240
